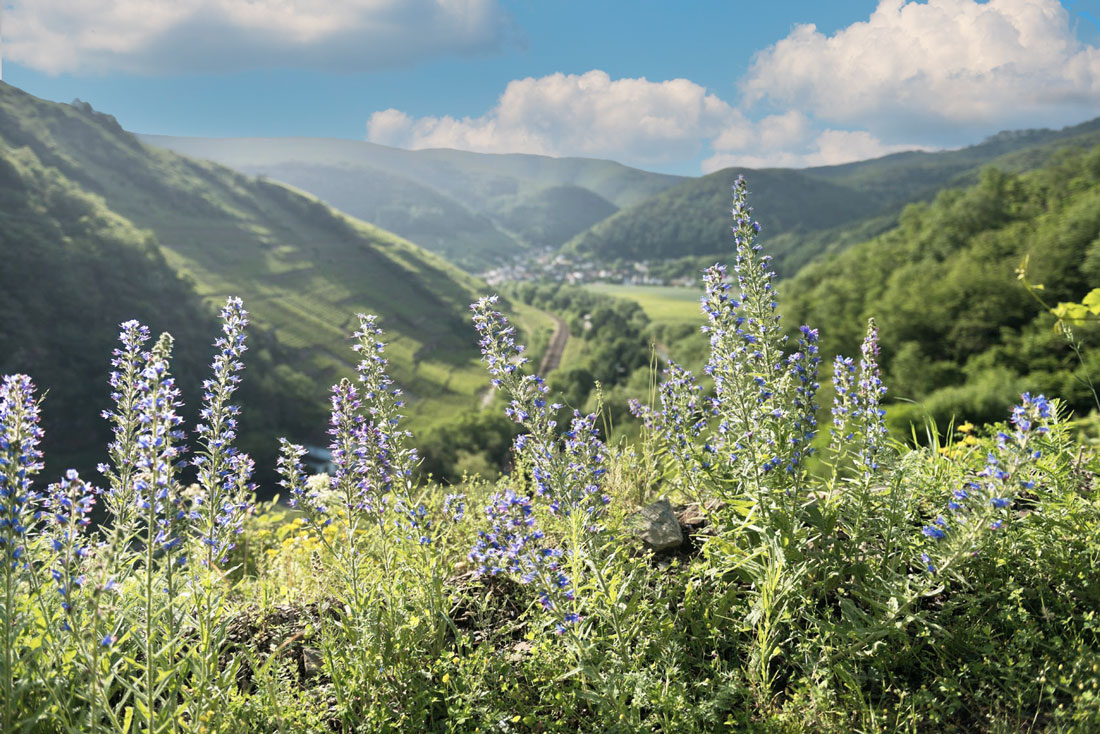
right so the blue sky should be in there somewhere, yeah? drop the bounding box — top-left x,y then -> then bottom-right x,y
3,0 -> 1100,174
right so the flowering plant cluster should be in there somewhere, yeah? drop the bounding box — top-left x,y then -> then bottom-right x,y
698,180 -> 822,492
283,314 -> 426,536
469,489 -> 577,631
629,361 -> 712,499
0,176 -> 1093,732
276,312 -> 463,685
920,392 -> 1053,574
0,374 -> 45,732
45,470 -> 98,626
0,298 -> 263,733
631,176 -> 822,525
0,374 -> 44,566
472,298 -> 610,523
192,297 -> 253,566
470,296 -> 615,635
829,319 -> 889,481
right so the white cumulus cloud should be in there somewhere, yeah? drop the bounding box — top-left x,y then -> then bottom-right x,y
366,70 -> 739,166
703,128 -> 926,173
365,1 -> 1100,172
370,71 -> 925,171
741,0 -> 1100,142
6,0 -> 513,75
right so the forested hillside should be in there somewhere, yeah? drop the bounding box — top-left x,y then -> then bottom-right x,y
784,146 -> 1100,430
236,161 -> 520,271
0,83 -> 538,479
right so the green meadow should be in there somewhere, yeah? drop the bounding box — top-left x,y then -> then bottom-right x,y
583,284 -> 704,327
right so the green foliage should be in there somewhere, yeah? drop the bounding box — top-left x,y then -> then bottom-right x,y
12,415 -> 1097,732
2,173 -> 1099,733
506,282 -> 651,388
785,147 -> 1100,434
418,411 -> 519,484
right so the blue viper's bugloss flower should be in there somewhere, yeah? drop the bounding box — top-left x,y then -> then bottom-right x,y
469,489 -> 575,628
192,298 -> 253,565
471,296 -> 556,433
277,439 -> 329,525
327,378 -> 375,515
469,299 -> 598,629
856,320 -> 888,471
444,493 -> 466,523
471,297 -> 609,523
133,333 -> 188,555
352,314 -> 426,541
919,393 -> 1053,571
283,315 -> 427,540
830,319 -> 888,479
830,356 -> 857,444
469,489 -> 540,576
0,374 -> 45,566
786,325 -> 821,473
649,176 -> 819,494
561,411 -> 611,529
630,361 -> 715,490
46,470 -> 98,623
100,321 -> 152,514
700,178 -> 784,388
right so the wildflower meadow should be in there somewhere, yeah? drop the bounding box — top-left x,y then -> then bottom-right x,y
1,177 -> 1098,732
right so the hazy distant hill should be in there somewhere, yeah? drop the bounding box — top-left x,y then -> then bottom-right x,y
492,185 -> 618,250
139,134 -> 684,270
566,116 -> 1100,277
0,83 -> 503,477
230,160 -> 520,271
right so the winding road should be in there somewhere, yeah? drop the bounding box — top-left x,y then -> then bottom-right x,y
537,314 -> 569,376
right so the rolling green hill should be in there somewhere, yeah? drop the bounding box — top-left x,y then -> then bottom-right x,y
228,161 -> 521,272
0,82 -> 527,477
0,128 -> 323,482
567,167 -> 883,272
491,184 -> 617,250
566,116 -> 1100,278
138,134 -> 684,270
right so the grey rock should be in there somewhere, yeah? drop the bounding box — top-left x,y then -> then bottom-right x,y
629,498 -> 684,552
301,646 -> 324,679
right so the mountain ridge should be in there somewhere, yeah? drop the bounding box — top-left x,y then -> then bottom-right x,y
0,81 -> 509,479
564,114 -> 1100,276
138,132 -> 685,270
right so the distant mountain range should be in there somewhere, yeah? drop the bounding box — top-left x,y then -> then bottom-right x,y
139,134 -> 684,272
143,116 -> 1100,281
565,116 -> 1100,278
